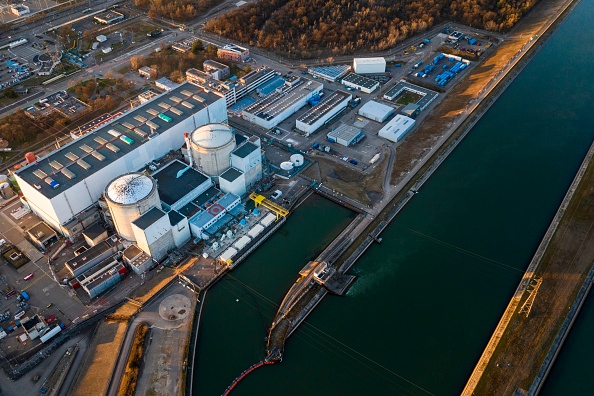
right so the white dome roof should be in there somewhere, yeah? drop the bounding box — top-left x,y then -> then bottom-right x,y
106,173 -> 154,205
191,123 -> 233,149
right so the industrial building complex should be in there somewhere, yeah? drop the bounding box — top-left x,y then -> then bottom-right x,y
242,77 -> 323,129
296,90 -> 352,135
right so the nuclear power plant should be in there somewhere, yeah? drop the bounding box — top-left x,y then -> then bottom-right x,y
10,80 -> 270,267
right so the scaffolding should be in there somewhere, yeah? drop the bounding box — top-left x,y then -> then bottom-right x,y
249,193 -> 289,220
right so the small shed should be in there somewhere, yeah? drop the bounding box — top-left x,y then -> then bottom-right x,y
27,222 -> 58,249
96,35 -> 107,43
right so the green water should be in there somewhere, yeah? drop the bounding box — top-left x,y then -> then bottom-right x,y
193,0 -> 594,393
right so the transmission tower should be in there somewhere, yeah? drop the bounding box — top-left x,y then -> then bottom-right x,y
518,277 -> 543,318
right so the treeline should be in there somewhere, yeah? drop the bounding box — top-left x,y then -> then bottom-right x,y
69,76 -> 133,111
134,0 -> 223,21
0,111 -> 67,147
205,0 -> 538,58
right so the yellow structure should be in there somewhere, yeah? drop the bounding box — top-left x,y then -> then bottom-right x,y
249,193 -> 289,220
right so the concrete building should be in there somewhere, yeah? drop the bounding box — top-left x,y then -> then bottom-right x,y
341,73 -> 379,94
169,210 -> 190,247
94,11 -> 124,24
13,82 -> 226,240
82,223 -> 108,247
186,68 -> 213,85
189,192 -> 240,239
217,44 -> 250,62
122,245 -> 153,274
138,66 -> 156,79
65,236 -> 119,277
191,67 -> 276,108
172,37 -> 200,53
378,115 -> 416,143
155,77 -> 179,91
358,100 -> 394,122
27,222 -> 58,250
203,60 -> 230,80
131,207 -> 175,261
152,160 -> 213,211
296,90 -> 351,135
327,124 -> 364,147
10,4 -> 30,16
353,57 -> 386,74
220,136 -> 262,196
242,78 -> 324,129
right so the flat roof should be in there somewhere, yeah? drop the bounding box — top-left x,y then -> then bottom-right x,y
341,73 -> 379,90
327,124 -> 363,141
354,57 -> 386,65
28,222 -> 56,238
132,207 -> 166,230
358,100 -> 394,118
243,78 -> 323,122
84,263 -> 125,291
297,90 -> 351,126
152,160 -> 209,206
123,244 -> 143,260
168,210 -> 185,226
240,67 -> 273,86
186,68 -> 212,80
232,142 -> 258,159
383,80 -> 438,109
203,60 -> 229,70
16,82 -> 222,199
65,239 -> 115,270
82,222 -> 106,240
218,192 -> 239,209
220,167 -> 242,182
308,65 -> 351,81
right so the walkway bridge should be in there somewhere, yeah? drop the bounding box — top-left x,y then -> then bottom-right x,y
222,360 -> 275,395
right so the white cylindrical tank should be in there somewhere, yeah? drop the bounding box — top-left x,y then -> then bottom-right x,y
290,154 -> 304,167
104,173 -> 160,241
280,162 -> 294,171
190,123 -> 236,177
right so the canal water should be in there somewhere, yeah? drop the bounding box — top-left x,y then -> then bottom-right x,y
193,0 -> 594,393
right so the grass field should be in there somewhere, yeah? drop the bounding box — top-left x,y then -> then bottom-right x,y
395,91 -> 423,105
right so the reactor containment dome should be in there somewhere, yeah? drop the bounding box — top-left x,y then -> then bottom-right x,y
104,172 -> 160,241
190,123 -> 236,177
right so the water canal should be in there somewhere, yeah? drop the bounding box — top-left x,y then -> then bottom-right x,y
192,0 -> 594,392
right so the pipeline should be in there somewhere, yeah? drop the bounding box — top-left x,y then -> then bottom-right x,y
222,361 -> 275,395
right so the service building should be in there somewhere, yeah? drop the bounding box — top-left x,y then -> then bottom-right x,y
217,44 -> 250,62
353,57 -> 386,74
378,115 -> 416,143
296,90 -> 352,135
358,100 -> 394,122
242,78 -> 324,129
341,73 -> 380,94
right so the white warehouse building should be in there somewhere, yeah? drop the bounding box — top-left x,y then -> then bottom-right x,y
242,77 -> 323,130
296,90 -> 352,135
14,82 -> 227,240
358,100 -> 395,122
353,57 -> 386,74
378,115 -> 416,143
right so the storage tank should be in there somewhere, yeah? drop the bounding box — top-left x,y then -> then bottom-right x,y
0,182 -> 14,199
280,162 -> 294,171
104,173 -> 160,241
190,123 -> 236,177
24,152 -> 36,164
290,154 -> 304,167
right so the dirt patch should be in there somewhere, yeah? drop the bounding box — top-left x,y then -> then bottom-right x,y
305,150 -> 387,205
117,324 -> 150,396
70,321 -> 127,396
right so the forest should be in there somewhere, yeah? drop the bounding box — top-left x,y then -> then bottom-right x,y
134,0 -> 223,21
205,0 -> 538,57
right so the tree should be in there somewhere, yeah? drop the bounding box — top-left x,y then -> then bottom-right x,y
191,39 -> 203,53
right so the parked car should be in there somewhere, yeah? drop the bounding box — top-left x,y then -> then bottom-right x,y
23,273 -> 34,281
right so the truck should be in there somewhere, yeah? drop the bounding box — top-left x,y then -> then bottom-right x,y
21,291 -> 29,301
